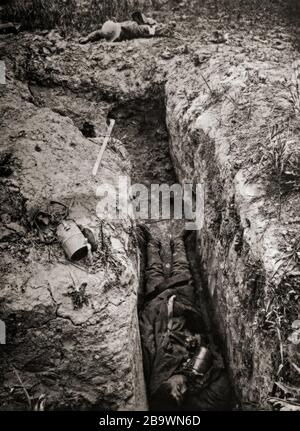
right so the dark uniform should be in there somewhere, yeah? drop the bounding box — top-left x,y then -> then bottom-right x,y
82,21 -> 154,43
139,236 -> 232,410
116,21 -> 155,40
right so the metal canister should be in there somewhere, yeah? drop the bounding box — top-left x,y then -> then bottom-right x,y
190,346 -> 212,376
57,220 -> 88,261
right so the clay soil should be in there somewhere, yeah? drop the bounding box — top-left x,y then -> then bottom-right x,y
0,0 -> 300,411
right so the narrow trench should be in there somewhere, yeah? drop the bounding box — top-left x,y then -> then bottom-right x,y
109,95 -> 235,408
109,96 -> 185,277
25,83 -> 235,408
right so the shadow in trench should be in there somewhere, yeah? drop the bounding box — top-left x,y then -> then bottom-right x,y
185,232 -> 241,410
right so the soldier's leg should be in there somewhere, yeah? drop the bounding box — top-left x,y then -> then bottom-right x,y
80,29 -> 104,44
137,224 -> 165,296
145,239 -> 165,295
171,235 -> 192,281
186,370 -> 232,411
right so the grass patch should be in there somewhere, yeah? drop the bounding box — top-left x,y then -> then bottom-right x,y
1,0 -> 132,32
2,0 -> 299,33
282,62 -> 300,117
248,123 -> 300,218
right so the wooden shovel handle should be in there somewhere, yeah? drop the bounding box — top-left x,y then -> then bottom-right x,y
92,119 -> 115,176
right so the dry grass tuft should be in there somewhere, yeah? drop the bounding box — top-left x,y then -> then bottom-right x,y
249,123 -> 300,218
283,62 -> 300,116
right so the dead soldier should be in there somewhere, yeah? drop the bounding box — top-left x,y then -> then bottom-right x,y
80,10 -> 174,44
138,225 -> 232,411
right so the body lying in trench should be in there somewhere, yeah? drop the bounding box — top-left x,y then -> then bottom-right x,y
138,226 -> 232,410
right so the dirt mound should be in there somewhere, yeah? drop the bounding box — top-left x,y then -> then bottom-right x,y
0,73 -> 146,410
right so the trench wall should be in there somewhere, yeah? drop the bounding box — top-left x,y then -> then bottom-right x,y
165,51 -> 300,408
0,69 -> 147,410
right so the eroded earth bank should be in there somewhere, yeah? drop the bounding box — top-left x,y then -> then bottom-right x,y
1,4 -> 300,410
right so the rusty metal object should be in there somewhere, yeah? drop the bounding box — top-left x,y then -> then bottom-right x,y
57,220 -> 88,261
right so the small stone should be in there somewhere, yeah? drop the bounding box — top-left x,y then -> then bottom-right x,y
92,376 -> 106,385
258,71 -> 267,83
161,50 -> 174,60
1,214 -> 11,224
42,47 -> 51,55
